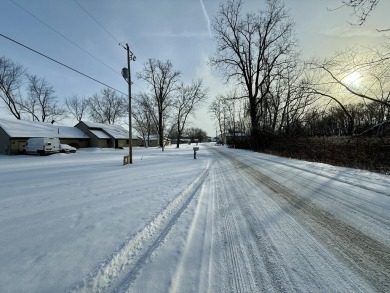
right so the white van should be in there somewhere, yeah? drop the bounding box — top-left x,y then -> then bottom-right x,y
23,137 -> 61,155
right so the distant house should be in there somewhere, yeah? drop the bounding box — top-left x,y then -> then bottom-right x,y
171,137 -> 191,145
0,118 -> 89,155
75,121 -> 141,148
141,135 -> 171,147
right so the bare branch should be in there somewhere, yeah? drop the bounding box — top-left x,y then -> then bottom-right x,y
137,59 -> 181,148
0,56 -> 25,119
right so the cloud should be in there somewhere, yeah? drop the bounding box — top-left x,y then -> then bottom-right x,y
320,26 -> 380,38
200,0 -> 212,37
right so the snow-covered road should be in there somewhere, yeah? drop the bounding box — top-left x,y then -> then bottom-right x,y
0,144 -> 389,292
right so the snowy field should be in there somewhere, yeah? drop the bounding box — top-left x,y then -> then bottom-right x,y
0,144 -> 389,292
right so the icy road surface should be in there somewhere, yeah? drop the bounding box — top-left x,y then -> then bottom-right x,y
0,144 -> 389,292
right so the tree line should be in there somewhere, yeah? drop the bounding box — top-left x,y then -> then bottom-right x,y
208,0 -> 389,151
0,57 -> 208,148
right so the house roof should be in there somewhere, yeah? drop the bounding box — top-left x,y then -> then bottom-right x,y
0,118 -> 89,139
143,135 -> 159,141
79,121 -> 138,139
90,130 -> 110,139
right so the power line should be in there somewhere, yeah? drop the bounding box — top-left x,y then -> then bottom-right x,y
0,33 -> 127,96
72,0 -> 121,45
8,0 -> 121,76
70,0 -> 141,92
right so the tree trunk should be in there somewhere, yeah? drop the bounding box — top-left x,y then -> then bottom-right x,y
176,133 -> 181,148
159,113 -> 164,149
249,97 -> 261,150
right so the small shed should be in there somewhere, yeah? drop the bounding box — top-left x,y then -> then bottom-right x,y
75,121 -> 140,148
0,118 -> 89,155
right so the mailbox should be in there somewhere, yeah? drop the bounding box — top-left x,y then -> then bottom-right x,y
193,147 -> 199,159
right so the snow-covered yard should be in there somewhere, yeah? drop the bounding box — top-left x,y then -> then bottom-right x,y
0,144 -> 389,292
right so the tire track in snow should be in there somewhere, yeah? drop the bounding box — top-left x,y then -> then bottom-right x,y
169,157 -> 258,293
211,158 -> 263,292
216,149 -> 390,293
69,162 -> 211,293
213,154 -> 289,292
169,170 -> 214,293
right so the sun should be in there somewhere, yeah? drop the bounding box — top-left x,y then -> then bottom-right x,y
343,71 -> 361,87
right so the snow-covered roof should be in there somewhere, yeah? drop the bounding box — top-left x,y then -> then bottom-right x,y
143,135 -> 159,141
0,118 -> 89,139
141,135 -> 170,141
90,130 -> 110,139
81,121 -> 138,139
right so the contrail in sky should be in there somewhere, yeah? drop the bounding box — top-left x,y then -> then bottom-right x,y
200,0 -> 212,36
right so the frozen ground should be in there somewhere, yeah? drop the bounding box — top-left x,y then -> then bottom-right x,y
0,144 -> 389,292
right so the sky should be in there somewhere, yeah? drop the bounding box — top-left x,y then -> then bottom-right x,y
1,0 -> 389,136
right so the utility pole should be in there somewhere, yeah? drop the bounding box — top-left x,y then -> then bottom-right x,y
121,43 -> 136,164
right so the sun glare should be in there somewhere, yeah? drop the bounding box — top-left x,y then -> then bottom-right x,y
344,71 -> 361,87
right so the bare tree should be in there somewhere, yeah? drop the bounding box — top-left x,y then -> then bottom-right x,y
88,88 -> 127,124
0,56 -> 25,119
185,127 -> 208,143
339,0 -> 381,26
210,0 -> 297,148
23,75 -> 65,122
133,93 -> 157,147
137,59 -> 181,149
305,45 -> 390,135
65,95 -> 89,122
264,58 -> 319,136
315,46 -> 390,105
209,95 -> 227,143
174,79 -> 208,148
210,90 -> 250,146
